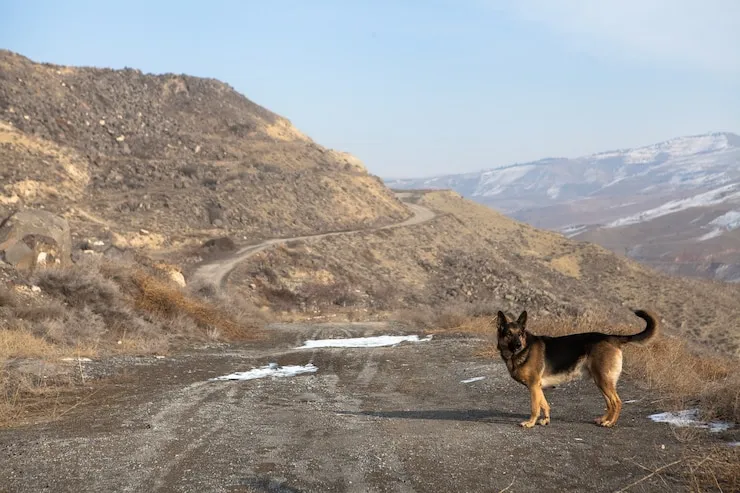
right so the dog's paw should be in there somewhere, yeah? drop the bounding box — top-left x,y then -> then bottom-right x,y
519,420 -> 536,428
594,416 -> 615,427
538,417 -> 550,426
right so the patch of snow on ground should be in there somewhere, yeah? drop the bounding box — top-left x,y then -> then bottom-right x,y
210,363 -> 318,381
61,357 -> 93,362
697,210 -> 740,241
648,409 -> 733,433
297,335 -> 432,349
559,224 -> 588,238
698,228 -> 724,241
475,165 -> 534,196
461,376 -> 486,384
622,134 -> 730,164
711,210 -> 740,229
607,184 -> 740,228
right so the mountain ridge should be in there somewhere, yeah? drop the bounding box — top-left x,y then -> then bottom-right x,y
386,131 -> 740,282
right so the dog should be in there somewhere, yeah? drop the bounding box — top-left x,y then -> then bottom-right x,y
496,309 -> 658,428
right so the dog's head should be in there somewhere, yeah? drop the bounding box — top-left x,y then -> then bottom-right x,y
496,310 -> 528,358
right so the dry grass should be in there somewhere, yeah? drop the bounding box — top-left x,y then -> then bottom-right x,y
130,272 -> 261,340
678,446 -> 740,493
1,256 -> 267,427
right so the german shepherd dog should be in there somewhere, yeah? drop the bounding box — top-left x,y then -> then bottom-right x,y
496,309 -> 658,428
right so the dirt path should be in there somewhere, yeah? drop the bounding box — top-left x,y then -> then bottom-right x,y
191,195 -> 436,287
0,322 -> 723,493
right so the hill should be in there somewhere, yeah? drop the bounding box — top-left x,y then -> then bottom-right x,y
0,50 -> 409,252
386,133 -> 740,282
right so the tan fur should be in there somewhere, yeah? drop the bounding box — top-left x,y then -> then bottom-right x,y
496,309 -> 658,428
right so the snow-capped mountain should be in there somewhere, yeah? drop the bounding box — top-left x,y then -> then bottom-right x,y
386,132 -> 740,282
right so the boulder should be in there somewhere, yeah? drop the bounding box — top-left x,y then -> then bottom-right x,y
0,210 -> 72,270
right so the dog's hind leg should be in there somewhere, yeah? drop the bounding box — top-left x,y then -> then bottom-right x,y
590,348 -> 623,427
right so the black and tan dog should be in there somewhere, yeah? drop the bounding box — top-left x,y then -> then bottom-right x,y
496,309 -> 658,428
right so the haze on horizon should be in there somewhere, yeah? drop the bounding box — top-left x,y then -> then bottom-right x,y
2,0 -> 739,178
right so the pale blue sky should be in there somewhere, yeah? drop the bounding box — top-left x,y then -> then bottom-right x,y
2,0 -> 739,178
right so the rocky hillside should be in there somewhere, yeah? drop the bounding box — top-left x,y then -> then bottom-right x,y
387,133 -> 740,282
0,50 -> 409,252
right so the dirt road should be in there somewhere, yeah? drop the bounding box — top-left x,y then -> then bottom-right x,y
0,322 -> 714,493
191,196 -> 436,287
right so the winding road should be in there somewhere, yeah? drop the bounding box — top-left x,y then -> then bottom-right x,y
191,194 -> 436,287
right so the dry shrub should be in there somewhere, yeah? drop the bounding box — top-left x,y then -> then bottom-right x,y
394,302 -> 498,333
681,447 -> 740,493
625,337 -> 740,423
0,329 -> 60,361
130,271 -> 261,340
298,281 -> 361,309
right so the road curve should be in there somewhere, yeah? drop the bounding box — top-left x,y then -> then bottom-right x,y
191,195 -> 436,287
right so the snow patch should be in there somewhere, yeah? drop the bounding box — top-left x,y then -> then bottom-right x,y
475,165 -> 534,196
711,210 -> 740,229
61,357 -> 92,362
698,228 -> 723,241
560,224 -> 588,238
297,335 -> 432,349
461,376 -> 486,384
607,184 -> 740,228
648,409 -> 733,433
546,185 -> 560,199
621,134 -> 730,164
697,210 -> 740,241
210,363 -> 318,381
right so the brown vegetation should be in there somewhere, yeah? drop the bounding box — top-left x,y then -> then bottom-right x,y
0,256 -> 266,426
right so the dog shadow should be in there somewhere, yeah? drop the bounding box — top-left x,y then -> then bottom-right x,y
338,408 -> 526,424
339,408 -> 597,426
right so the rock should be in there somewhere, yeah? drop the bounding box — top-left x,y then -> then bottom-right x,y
139,229 -> 150,235
153,262 -> 186,288
0,210 -> 71,270
169,270 -> 186,288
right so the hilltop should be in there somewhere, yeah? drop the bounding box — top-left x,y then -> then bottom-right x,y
0,50 -> 409,252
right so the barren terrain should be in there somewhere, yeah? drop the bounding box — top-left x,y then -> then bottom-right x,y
2,322 -> 732,493
0,50 -> 409,249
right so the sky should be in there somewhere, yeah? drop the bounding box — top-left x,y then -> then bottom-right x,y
2,0 -> 739,178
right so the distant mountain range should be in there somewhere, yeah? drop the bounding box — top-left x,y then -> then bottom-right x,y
386,132 -> 740,282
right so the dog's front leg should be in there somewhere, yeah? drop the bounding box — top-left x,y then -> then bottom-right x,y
520,385 -> 543,428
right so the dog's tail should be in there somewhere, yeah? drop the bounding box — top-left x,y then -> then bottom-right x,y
616,310 -> 659,345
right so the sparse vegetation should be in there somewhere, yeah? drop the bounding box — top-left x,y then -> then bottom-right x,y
0,255 -> 266,426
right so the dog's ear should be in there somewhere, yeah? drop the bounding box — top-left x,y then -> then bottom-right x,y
516,310 -> 528,328
496,311 -> 508,333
